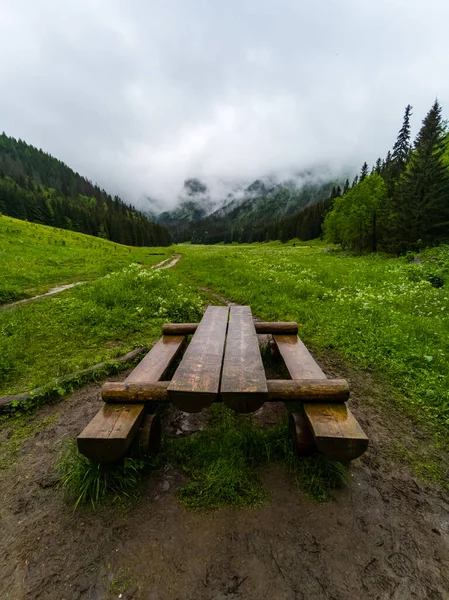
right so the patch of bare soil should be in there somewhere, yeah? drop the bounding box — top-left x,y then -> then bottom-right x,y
1,346 -> 448,600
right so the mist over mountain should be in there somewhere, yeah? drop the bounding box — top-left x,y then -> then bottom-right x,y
149,166 -> 341,220
153,167 -> 343,243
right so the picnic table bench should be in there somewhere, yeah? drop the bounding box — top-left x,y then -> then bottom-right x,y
77,306 -> 368,464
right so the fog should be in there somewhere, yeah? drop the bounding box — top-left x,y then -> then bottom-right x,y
1,0 -> 447,209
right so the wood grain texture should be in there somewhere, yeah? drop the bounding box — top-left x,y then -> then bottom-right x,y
220,306 -> 268,413
274,334 -> 368,461
162,321 -> 298,336
266,379 -> 349,402
102,381 -> 170,403
303,404 -> 368,461
77,404 -> 145,463
168,306 -> 229,412
125,335 -> 185,384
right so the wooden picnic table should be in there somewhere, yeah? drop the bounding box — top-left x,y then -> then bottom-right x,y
78,306 -> 368,464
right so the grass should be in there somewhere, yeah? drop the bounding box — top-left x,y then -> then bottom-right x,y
167,405 -> 348,508
0,263 -> 204,396
57,439 -> 160,509
177,242 -> 449,436
57,405 -> 348,510
0,215 -> 171,302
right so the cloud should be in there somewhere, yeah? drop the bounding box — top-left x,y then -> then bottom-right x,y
0,0 -> 448,209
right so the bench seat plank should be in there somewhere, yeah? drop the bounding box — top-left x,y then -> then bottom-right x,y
273,335 -> 368,461
77,404 -> 145,463
79,335 -> 185,462
168,306 -> 229,412
303,404 -> 368,461
221,306 -> 268,413
125,335 -> 185,384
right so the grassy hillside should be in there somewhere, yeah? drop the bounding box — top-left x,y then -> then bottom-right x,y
0,216 -> 172,303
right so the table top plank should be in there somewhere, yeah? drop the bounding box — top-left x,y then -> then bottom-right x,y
167,306 -> 229,412
221,306 -> 268,413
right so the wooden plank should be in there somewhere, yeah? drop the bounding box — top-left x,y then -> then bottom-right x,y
77,404 -> 145,463
125,335 -> 185,384
220,306 -> 268,413
102,381 -> 170,403
274,335 -> 368,461
168,306 -> 229,412
266,379 -> 349,402
162,321 -> 298,336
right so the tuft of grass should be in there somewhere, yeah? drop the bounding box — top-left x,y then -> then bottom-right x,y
166,405 -> 348,509
56,439 -> 159,509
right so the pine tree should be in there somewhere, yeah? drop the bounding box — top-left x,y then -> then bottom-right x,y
360,162 -> 369,182
392,100 -> 449,251
352,175 -> 359,188
386,105 -> 413,194
343,179 -> 350,195
392,105 -> 412,176
375,158 -> 382,174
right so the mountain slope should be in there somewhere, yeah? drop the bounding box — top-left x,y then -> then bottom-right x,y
0,133 -> 171,246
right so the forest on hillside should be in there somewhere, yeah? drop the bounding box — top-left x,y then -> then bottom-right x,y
0,134 -> 171,246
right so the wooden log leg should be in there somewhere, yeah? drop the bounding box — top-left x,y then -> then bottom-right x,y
137,414 -> 161,456
289,411 -> 317,456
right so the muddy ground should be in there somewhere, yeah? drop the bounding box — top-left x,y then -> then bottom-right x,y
0,349 -> 448,600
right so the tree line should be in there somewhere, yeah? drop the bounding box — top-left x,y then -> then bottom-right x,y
0,133 -> 171,246
324,101 -> 449,253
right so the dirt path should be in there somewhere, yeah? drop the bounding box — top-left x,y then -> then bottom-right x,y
0,333 -> 448,598
152,254 -> 182,270
1,254 -> 182,311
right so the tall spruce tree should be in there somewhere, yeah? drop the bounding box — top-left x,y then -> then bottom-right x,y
392,105 -> 412,171
360,162 -> 369,182
388,105 -> 413,192
392,100 -> 449,251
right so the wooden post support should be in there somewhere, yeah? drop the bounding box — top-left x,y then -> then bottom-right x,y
137,414 -> 161,456
290,412 -> 316,456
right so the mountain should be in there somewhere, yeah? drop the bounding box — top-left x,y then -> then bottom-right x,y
0,133 -> 171,246
156,173 -> 340,243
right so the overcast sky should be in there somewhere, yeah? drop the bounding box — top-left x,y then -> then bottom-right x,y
0,0 -> 447,209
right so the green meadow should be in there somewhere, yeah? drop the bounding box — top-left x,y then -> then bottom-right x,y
0,215 -> 171,303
